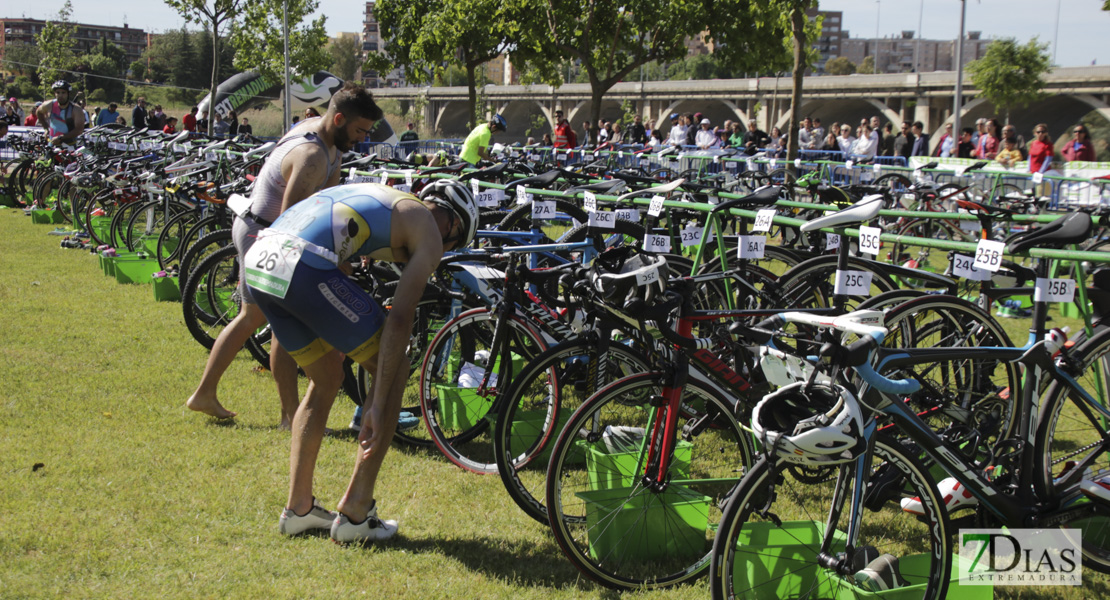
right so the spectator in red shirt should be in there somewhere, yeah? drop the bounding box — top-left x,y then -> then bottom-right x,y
1028,124 -> 1055,174
554,118 -> 575,148
163,116 -> 178,135
182,106 -> 198,132
24,102 -> 40,127
1062,124 -> 1096,163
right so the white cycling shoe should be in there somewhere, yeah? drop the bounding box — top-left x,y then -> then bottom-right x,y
901,476 -> 978,516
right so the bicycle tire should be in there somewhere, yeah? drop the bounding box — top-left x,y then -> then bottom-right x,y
545,371 -> 755,589
874,294 -> 1020,448
773,254 -> 899,312
417,307 -> 549,473
180,229 -> 233,286
155,210 -> 202,269
708,433 -> 952,600
493,338 -> 653,524
1035,325 -> 1110,572
181,244 -> 239,349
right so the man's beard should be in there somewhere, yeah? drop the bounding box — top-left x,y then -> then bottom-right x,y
334,126 -> 352,152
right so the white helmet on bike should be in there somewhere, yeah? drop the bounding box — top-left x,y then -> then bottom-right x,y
751,381 -> 866,465
589,248 -> 668,308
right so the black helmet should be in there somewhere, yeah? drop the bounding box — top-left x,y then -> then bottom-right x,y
52,80 -> 71,92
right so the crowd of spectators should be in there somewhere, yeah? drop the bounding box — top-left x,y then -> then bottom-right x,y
538,107 -> 1101,173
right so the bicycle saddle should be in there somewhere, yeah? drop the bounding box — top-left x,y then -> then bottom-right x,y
1007,211 -> 1092,255
565,179 -> 627,196
459,162 -> 509,181
800,194 -> 884,232
616,178 -> 687,201
955,199 -> 1016,218
712,185 -> 782,212
504,169 -> 561,191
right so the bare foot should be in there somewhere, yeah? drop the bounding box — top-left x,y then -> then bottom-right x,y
186,392 -> 237,419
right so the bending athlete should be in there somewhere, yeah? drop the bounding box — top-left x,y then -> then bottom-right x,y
245,180 -> 479,542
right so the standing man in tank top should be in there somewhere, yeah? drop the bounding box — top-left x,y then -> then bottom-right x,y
186,83 -> 383,427
34,80 -> 85,147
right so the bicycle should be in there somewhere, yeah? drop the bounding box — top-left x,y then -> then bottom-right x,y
709,210 -> 1110,600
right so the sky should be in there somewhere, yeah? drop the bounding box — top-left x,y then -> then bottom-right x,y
10,0 -> 1110,69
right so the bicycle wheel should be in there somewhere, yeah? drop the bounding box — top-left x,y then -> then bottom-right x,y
181,244 -> 240,349
417,307 -> 549,473
493,338 -> 653,524
875,295 -> 1020,449
708,434 -> 952,600
1035,326 -> 1110,572
545,372 -> 755,589
774,255 -> 899,312
125,200 -> 184,254
180,229 -> 233,285
156,210 -> 203,269
354,284 -> 460,448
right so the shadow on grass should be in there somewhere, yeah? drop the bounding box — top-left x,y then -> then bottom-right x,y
356,534 -> 591,589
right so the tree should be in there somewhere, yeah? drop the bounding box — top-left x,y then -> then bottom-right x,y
327,36 -> 362,81
369,0 -> 519,129
35,0 -> 78,98
78,53 -> 126,102
2,43 -> 42,80
513,0 -> 796,141
857,56 -> 876,74
968,38 -> 1051,124
783,1 -> 821,170
163,0 -> 246,134
824,56 -> 856,76
231,0 -> 331,88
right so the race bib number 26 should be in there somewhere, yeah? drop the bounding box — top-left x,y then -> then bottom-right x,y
243,234 -> 304,299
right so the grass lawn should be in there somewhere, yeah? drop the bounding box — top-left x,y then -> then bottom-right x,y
0,209 -> 691,599
2,206 -> 1109,599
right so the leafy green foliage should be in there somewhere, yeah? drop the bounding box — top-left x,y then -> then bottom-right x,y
824,56 -> 856,76
162,0 -> 245,130
857,55 -> 876,74
35,0 -> 78,98
968,38 -> 1051,120
371,0 -> 521,128
327,36 -> 362,82
512,0 -> 797,132
2,43 -> 42,80
231,0 -> 330,85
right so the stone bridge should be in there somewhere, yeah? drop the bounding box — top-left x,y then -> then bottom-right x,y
372,66 -> 1110,150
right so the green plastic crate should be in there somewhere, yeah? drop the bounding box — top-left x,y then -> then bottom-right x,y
99,254 -> 115,277
151,275 -> 181,302
436,385 -> 494,430
730,521 -> 990,600
113,255 -> 160,284
88,216 -> 113,243
579,437 -> 692,491
509,408 -> 583,464
30,208 -> 64,224
576,485 -> 710,562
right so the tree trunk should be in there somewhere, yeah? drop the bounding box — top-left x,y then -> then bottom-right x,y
466,62 -> 478,131
787,6 -> 807,174
209,18 -> 219,136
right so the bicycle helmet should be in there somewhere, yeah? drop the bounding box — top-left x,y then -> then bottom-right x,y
589,248 -> 668,308
419,179 -> 479,249
492,114 -> 507,131
751,381 -> 866,465
52,80 -> 71,92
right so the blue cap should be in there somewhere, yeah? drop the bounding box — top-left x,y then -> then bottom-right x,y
670,113 -> 680,120
492,114 -> 507,130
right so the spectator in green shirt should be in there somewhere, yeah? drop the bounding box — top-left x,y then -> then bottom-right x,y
460,114 -> 506,165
